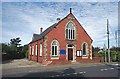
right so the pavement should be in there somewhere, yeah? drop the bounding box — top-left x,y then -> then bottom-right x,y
2,58 -> 105,69
1,59 -> 120,78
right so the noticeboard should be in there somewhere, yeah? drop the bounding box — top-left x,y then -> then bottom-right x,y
60,50 -> 66,54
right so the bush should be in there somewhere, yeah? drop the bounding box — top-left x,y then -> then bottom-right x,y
117,51 -> 120,62
111,51 -> 117,62
25,50 -> 28,58
110,51 -> 120,62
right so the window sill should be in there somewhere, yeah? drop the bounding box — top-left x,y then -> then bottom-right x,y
82,55 -> 87,57
51,55 -> 58,57
76,56 -> 82,57
65,38 -> 76,41
82,56 -> 88,59
51,56 -> 59,59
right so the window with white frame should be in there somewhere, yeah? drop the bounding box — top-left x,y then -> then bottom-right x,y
51,40 -> 59,56
40,44 -> 42,56
29,46 -> 32,55
35,45 -> 38,56
32,46 -> 34,55
82,43 -> 87,56
66,22 -> 75,40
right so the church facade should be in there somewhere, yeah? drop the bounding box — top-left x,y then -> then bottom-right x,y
28,9 -> 94,65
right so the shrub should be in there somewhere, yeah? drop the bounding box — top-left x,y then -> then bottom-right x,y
25,50 -> 28,58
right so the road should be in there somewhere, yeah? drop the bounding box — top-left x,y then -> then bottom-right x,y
2,63 -> 120,79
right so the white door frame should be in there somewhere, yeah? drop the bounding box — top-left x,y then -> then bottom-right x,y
66,44 -> 75,62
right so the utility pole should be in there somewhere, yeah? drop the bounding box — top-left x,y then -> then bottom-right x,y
115,31 -> 118,61
107,19 -> 110,63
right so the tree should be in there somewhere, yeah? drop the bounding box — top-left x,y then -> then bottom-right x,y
10,37 -> 21,53
92,47 -> 100,57
1,37 -> 29,60
22,44 -> 28,58
10,37 -> 21,47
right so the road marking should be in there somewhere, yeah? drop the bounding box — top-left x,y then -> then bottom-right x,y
56,75 -> 60,77
100,69 -> 104,71
100,69 -> 108,71
62,74 -> 65,76
51,76 -> 55,77
110,68 -> 114,70
66,74 -> 70,75
112,63 -> 119,66
73,73 -> 77,75
79,72 -> 84,74
79,71 -> 86,74
104,69 -> 108,70
116,67 -> 120,69
83,71 -> 86,73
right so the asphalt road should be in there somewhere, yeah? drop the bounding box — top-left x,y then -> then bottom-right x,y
2,64 -> 120,79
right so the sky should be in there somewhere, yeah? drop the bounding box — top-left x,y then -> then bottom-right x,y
1,1 -> 119,48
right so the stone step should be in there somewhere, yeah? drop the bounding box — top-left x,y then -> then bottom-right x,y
71,62 -> 80,64
41,60 -> 52,66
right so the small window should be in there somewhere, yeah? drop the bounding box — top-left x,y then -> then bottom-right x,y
32,46 -> 34,55
77,50 -> 82,57
40,44 -> 42,56
82,43 -> 87,56
29,46 -> 31,55
35,45 -> 38,56
29,46 -> 32,55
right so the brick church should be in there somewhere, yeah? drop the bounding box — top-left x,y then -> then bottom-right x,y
28,8 -> 95,65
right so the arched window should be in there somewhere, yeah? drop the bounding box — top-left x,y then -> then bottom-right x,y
51,40 -> 59,56
82,43 -> 87,56
66,22 -> 75,40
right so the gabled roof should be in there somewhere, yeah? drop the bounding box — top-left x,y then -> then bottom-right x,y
29,23 -> 57,44
29,13 -> 93,44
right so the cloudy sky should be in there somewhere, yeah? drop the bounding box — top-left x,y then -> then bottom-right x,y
1,1 -> 119,48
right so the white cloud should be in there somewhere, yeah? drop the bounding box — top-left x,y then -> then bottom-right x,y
2,2 -> 118,48
1,0 -> 120,2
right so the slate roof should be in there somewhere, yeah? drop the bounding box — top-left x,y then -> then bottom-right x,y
29,23 -> 57,44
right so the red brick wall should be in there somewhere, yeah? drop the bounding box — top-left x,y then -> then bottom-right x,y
28,39 -> 44,63
76,57 -> 104,63
45,13 -> 92,64
28,13 -> 94,64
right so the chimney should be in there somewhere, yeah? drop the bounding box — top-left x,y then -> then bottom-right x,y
70,8 -> 72,13
40,27 -> 43,34
57,18 -> 60,23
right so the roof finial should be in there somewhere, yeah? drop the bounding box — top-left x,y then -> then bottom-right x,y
70,8 -> 72,13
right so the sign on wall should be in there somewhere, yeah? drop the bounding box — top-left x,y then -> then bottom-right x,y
60,50 -> 66,54
76,50 -> 82,56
